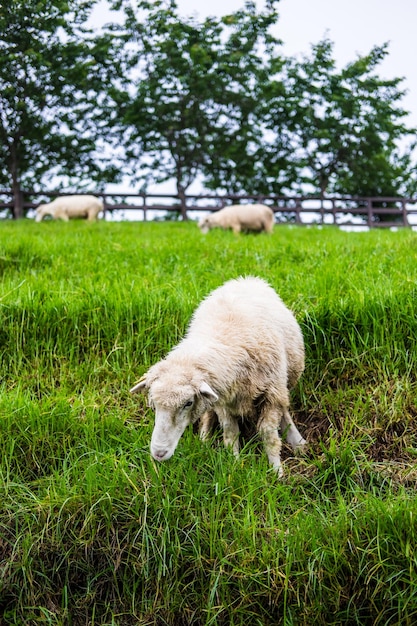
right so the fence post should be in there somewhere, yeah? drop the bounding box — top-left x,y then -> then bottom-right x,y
402,200 -> 409,227
331,198 -> 337,225
295,199 -> 302,224
367,199 -> 373,227
102,194 -> 107,220
142,194 -> 147,222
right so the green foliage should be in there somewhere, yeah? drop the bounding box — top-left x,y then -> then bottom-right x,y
259,39 -> 416,198
1,221 -> 417,623
118,3 -> 415,199
1,0 -> 416,220
115,0 -> 281,214
0,0 -> 124,217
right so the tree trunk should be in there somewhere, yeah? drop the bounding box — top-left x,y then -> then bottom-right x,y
177,185 -> 188,221
10,143 -> 24,219
12,182 -> 24,220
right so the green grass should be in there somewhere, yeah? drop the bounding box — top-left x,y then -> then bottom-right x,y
1,219 -> 417,624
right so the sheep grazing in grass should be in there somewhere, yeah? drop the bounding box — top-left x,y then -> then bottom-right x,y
130,276 -> 306,476
35,195 -> 103,222
198,203 -> 274,234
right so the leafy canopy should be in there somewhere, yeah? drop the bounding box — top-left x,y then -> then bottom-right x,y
111,0 -> 282,215
258,39 -> 416,197
0,0 -> 123,216
1,0 -> 416,219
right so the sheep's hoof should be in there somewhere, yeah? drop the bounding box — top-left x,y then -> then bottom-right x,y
271,462 -> 284,478
294,439 -> 308,456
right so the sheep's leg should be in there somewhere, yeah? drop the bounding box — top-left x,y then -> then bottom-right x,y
257,405 -> 284,476
216,407 -> 240,456
199,410 -> 217,441
280,410 -> 307,454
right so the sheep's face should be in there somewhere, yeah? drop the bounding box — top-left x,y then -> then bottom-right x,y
198,217 -> 211,234
150,381 -> 218,461
130,378 -> 218,462
35,205 -> 47,222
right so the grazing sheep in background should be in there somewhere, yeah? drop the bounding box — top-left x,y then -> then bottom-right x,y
35,195 -> 103,222
198,204 -> 274,234
130,276 -> 306,476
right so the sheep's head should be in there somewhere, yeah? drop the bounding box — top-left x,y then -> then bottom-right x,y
198,216 -> 212,234
130,374 -> 218,462
35,205 -> 48,222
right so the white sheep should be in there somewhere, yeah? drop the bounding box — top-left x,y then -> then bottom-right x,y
198,204 -> 274,234
35,195 -> 103,222
130,276 -> 306,476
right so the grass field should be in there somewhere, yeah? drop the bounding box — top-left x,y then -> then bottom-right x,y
1,219 -> 417,625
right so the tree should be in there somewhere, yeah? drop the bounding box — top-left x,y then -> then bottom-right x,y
111,0 -> 282,218
259,39 -> 416,199
0,0 -> 123,218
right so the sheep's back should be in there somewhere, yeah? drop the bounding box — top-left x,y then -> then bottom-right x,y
213,204 -> 272,228
186,277 -> 304,384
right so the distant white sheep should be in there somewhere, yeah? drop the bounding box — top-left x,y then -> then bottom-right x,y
35,195 -> 103,222
130,276 -> 306,476
198,204 -> 274,234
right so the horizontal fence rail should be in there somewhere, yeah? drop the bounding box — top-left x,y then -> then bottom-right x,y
1,190 -> 417,228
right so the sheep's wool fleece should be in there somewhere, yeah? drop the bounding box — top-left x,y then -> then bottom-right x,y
146,277 -> 304,414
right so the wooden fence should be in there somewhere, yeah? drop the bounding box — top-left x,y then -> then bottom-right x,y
1,190 -> 417,228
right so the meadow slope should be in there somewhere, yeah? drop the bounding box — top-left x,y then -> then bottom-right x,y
0,220 -> 417,625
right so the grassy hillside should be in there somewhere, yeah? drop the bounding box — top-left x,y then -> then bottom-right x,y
1,220 -> 417,625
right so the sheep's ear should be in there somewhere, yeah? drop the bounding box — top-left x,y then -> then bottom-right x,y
199,381 -> 218,401
130,376 -> 148,394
